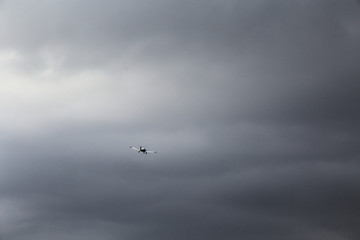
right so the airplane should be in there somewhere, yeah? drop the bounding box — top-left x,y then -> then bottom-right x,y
130,146 -> 157,154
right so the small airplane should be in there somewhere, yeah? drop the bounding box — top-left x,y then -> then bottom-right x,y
130,146 -> 157,154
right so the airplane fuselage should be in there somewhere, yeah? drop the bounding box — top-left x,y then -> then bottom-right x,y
139,147 -> 147,154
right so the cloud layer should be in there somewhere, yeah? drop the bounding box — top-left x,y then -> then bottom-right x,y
0,0 -> 359,239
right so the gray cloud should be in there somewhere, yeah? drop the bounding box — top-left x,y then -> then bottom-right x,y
0,0 -> 359,239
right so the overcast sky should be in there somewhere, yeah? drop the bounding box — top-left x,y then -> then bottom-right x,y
0,0 -> 359,239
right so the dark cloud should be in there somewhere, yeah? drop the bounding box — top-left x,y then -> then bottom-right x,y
0,0 -> 359,239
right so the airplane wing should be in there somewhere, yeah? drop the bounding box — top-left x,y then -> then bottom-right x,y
130,146 -> 140,151
147,150 -> 157,154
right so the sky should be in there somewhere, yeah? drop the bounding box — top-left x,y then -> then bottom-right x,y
0,0 -> 359,239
